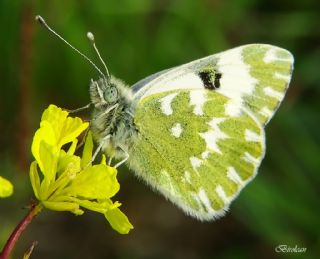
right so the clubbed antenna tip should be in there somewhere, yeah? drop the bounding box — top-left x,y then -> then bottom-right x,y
86,31 -> 110,80
35,15 -> 44,24
87,32 -> 95,42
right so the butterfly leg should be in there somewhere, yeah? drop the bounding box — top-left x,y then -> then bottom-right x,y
92,134 -> 111,161
83,134 -> 111,168
108,156 -> 113,166
114,145 -> 129,168
92,103 -> 119,122
67,103 -> 92,114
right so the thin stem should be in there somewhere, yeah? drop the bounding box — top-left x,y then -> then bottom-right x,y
0,203 -> 43,259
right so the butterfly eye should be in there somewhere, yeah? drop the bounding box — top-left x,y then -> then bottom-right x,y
104,86 -> 118,103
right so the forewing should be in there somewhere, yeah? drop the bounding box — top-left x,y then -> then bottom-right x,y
132,44 -> 294,125
128,90 -> 265,221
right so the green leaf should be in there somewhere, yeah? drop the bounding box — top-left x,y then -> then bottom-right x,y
0,176 -> 14,198
105,207 -> 134,234
63,164 -> 119,199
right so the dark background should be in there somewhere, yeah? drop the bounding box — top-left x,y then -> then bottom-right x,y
0,0 -> 319,258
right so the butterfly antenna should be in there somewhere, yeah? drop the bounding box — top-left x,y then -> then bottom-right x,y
87,32 -> 111,82
35,15 -> 106,80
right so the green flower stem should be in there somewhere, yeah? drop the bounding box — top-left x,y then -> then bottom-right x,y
0,203 -> 43,259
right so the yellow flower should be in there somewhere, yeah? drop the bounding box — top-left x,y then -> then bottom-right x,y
30,105 -> 133,234
0,176 -> 13,198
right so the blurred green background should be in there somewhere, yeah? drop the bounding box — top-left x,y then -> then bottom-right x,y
1,0 -> 319,258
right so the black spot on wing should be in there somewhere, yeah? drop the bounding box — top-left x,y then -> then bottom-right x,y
199,71 -> 214,89
214,73 -> 222,89
198,70 -> 222,90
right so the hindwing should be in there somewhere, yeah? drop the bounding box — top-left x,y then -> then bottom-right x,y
128,90 -> 265,220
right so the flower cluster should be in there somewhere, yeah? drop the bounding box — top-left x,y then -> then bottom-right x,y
30,105 -> 133,234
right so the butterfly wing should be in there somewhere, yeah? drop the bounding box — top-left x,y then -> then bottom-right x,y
127,44 -> 293,220
132,44 -> 294,125
128,90 -> 265,220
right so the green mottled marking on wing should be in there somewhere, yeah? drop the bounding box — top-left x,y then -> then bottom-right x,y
128,90 -> 265,220
242,45 -> 293,125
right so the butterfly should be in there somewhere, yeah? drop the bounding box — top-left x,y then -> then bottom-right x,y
35,16 -> 294,221
89,44 -> 294,221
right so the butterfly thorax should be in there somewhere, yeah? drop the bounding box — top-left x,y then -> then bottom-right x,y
89,77 -> 137,159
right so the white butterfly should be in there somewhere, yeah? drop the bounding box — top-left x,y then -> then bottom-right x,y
36,16 -> 294,221
90,44 -> 293,220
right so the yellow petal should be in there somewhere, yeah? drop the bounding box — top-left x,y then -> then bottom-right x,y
41,105 -> 69,145
0,176 -> 14,198
58,117 -> 89,148
64,164 -> 119,199
39,141 -> 59,182
31,121 -> 56,171
105,207 -> 133,234
32,105 -> 88,160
